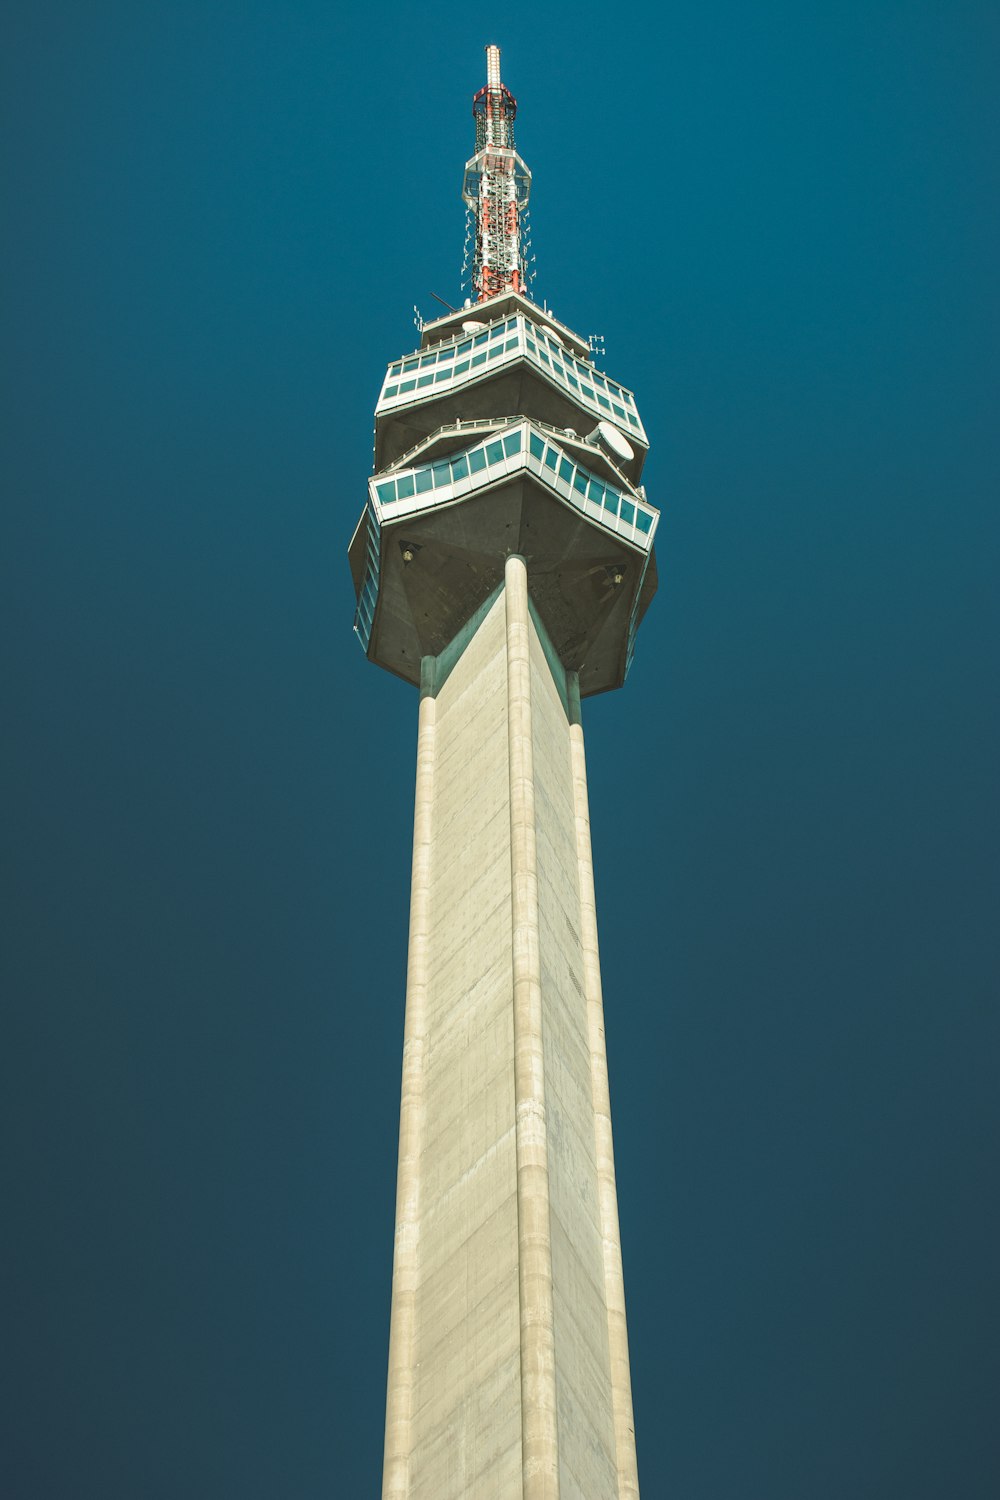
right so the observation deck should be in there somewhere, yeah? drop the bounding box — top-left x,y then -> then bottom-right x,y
374,299 -> 649,485
349,417 -> 658,698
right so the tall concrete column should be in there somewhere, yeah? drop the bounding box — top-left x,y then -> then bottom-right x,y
568,671 -> 640,1500
379,583 -> 640,1500
505,556 -> 559,1499
382,658 -> 437,1500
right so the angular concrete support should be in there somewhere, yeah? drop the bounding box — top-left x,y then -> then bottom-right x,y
505,556 -> 559,1500
382,658 -> 436,1500
568,671 -> 640,1500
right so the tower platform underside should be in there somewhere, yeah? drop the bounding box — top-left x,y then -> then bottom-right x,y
383,557 -> 638,1500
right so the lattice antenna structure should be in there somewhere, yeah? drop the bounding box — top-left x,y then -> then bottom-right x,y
461,44 -> 531,302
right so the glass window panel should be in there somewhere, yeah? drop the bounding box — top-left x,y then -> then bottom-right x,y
613,403 -> 626,419
505,338 -> 518,352
488,345 -> 502,359
539,350 -> 550,365
458,341 -> 471,355
396,474 -> 415,499
572,470 -> 587,494
420,354 -> 436,368
469,448 -> 487,473
628,413 -> 639,427
529,432 -> 545,459
415,469 -> 434,494
604,491 -> 619,516
432,461 -> 451,486
471,352 -> 487,366
502,430 -> 521,456
438,347 -> 455,362
399,379 -> 416,393
454,361 -> 469,376
567,374 -> 579,389
403,359 -> 418,373
450,455 -> 468,480
558,457 -> 574,482
489,323 -> 503,339
485,440 -> 504,464
474,333 -> 488,347
620,499 -> 635,524
434,369 -> 450,383
636,509 -> 653,534
597,394 -> 611,409
376,481 -> 396,503
587,478 -> 605,503
418,374 -> 434,387
543,447 -> 558,470
385,386 -> 398,398
581,385 -> 594,399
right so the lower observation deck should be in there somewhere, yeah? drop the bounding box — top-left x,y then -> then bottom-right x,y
349,419 -> 659,698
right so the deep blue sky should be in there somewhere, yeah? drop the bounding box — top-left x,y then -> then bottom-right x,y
3,2 -> 998,1496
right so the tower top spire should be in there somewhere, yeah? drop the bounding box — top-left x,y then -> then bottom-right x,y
462,45 -> 531,302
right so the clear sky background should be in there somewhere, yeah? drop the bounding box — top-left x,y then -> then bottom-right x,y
3,2 -> 998,1496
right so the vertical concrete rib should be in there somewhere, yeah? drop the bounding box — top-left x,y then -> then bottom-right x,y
382,657 -> 437,1500
505,555 -> 560,1499
568,671 -> 640,1500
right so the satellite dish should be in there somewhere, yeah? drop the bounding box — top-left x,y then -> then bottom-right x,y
462,319 -> 486,334
591,420 -> 634,464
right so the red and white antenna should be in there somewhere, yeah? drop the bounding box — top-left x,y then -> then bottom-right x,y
461,45 -> 532,302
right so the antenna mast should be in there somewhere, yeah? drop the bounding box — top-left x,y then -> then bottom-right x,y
461,44 -> 532,302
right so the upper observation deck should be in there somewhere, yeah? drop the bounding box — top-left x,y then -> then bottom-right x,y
349,418 -> 658,698
374,300 -> 648,484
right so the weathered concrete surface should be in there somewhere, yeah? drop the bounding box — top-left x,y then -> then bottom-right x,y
382,563 -> 638,1499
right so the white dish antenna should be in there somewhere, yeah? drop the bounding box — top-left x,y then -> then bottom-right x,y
462,319 -> 486,334
591,419 -> 634,465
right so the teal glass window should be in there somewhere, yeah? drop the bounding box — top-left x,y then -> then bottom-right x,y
529,432 -> 545,459
567,373 -> 579,389
420,354 -> 435,368
418,374 -> 433,388
432,461 -> 451,486
581,385 -> 594,400
543,447 -> 558,470
438,347 -> 455,362
573,470 -> 587,494
558,457 -> 573,482
474,333 -> 488,347
604,492 -> 619,516
454,361 -> 469,376
489,323 -> 503,340
458,341 -> 471,355
488,345 -> 502,359
471,352 -> 487,367
502,430 -> 521,456
597,394 -> 611,410
620,499 -> 635,524
469,447 -> 487,473
397,474 -> 415,499
485,440 -> 504,464
415,468 -> 433,494
376,481 -> 396,503
505,338 -> 518,352
539,350 -> 550,365
613,403 -> 626,419
399,379 -> 416,393
450,455 -> 468,480
403,359 -> 418,373
636,509 -> 653,534
385,386 -> 398,398
434,369 -> 450,383
628,413 -> 639,427
588,478 -> 605,504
